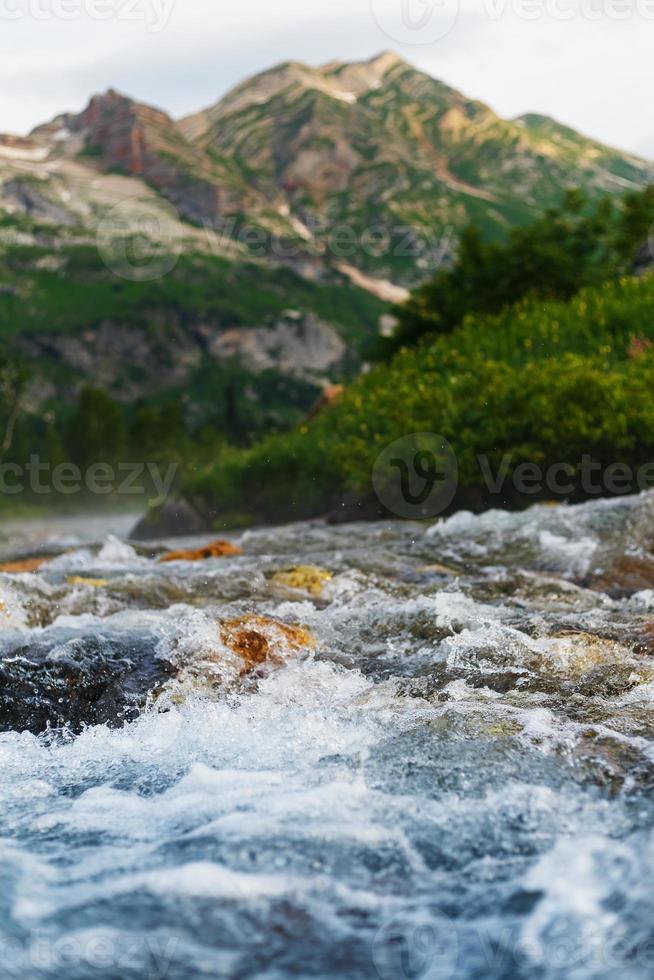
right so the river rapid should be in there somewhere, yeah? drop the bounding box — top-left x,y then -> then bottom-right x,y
2,495 -> 654,979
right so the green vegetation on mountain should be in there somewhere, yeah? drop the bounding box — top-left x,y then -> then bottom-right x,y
2,54 -> 654,519
176,54 -> 653,282
0,230 -> 383,502
183,184 -> 654,525
377,185 -> 654,355
187,275 -> 654,524
4,53 -> 653,290
0,233 -> 381,344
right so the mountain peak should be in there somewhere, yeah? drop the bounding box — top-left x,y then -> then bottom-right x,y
180,52 -> 413,141
317,50 -> 407,96
82,87 -> 170,119
98,87 -> 125,101
320,50 -> 405,75
11,52 -> 654,294
366,50 -> 405,72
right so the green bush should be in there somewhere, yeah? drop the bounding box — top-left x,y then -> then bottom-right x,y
376,185 -> 654,356
65,387 -> 127,469
186,274 -> 654,523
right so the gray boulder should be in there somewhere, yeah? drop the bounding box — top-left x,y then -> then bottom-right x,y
129,497 -> 209,541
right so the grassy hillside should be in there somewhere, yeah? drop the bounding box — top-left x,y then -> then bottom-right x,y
185,274 -> 654,525
4,183 -> 654,521
375,186 -> 654,356
181,54 -> 654,283
0,234 -> 382,347
0,220 -> 384,496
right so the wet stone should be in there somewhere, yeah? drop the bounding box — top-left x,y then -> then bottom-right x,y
0,631 -> 173,735
588,555 -> 654,596
158,539 -> 243,562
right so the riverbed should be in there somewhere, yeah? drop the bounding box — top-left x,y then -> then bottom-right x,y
2,495 -> 654,978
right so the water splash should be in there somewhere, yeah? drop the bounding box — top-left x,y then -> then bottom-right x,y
2,495 -> 654,977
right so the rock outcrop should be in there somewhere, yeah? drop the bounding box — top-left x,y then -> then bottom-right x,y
208,312 -> 347,381
10,54 -> 652,288
129,498 -> 210,541
34,89 -> 250,225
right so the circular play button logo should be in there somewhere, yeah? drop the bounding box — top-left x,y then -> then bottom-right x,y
372,432 -> 458,519
370,0 -> 460,45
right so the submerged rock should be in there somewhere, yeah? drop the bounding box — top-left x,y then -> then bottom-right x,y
588,555 -> 654,596
129,497 -> 209,541
538,631 -> 635,679
158,539 -> 243,562
66,576 -> 109,588
218,616 -> 316,674
0,632 -> 174,735
0,556 -> 49,574
0,581 -> 29,630
0,609 -> 315,734
271,565 -> 332,596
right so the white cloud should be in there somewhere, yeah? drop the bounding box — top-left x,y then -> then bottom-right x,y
0,0 -> 650,159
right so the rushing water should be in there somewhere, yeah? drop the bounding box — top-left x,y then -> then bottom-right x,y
2,496 -> 654,979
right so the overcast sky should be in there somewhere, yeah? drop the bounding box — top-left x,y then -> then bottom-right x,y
1,0 -> 652,158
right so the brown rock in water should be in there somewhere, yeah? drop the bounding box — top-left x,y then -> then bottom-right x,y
589,556 -> 654,595
0,557 -> 48,574
159,539 -> 243,563
218,615 -> 315,674
633,622 -> 654,656
271,565 -> 332,596
541,631 -> 634,680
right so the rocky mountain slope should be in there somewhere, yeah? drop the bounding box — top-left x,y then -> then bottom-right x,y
0,238 -> 382,433
1,52 -> 652,291
180,52 -> 654,279
0,52 -> 652,456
